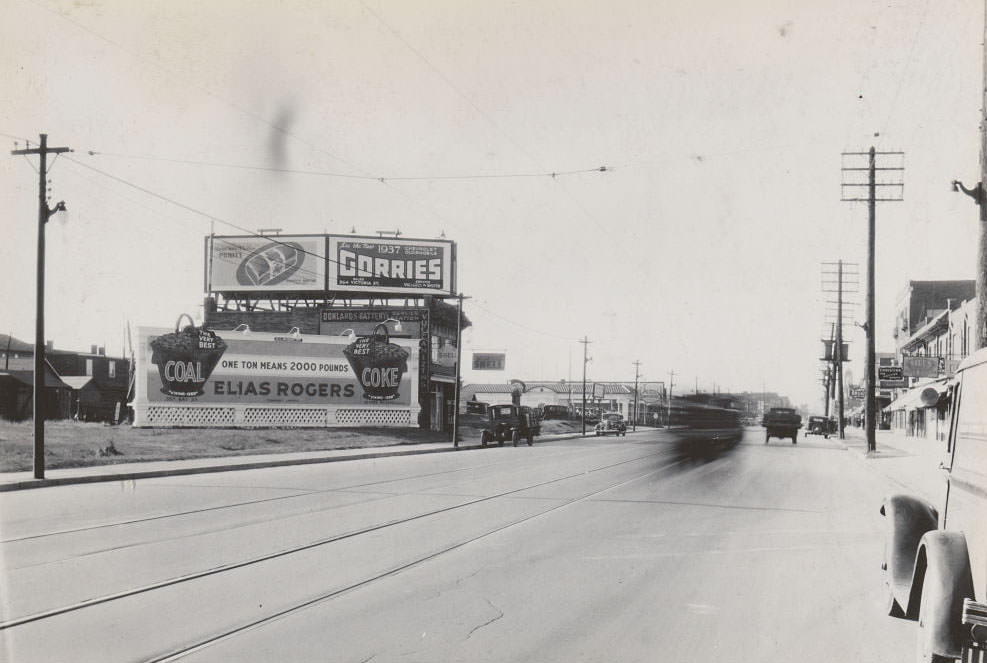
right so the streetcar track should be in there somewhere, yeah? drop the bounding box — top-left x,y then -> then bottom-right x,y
0,448 -> 672,631
10,488 -> 409,569
0,445 -> 615,544
7,446 -> 665,569
144,456 -> 685,663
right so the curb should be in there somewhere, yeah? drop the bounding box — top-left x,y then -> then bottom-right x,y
0,429 -> 613,492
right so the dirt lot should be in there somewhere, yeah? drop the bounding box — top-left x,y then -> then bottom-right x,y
0,416 -> 588,473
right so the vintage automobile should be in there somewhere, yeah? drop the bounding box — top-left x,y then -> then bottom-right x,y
805,415 -> 834,437
594,412 -> 627,436
762,407 -> 802,444
480,404 -> 540,447
880,347 -> 987,662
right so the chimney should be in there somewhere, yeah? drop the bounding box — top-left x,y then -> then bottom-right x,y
46,340 -> 53,351
90,345 -> 98,355
98,346 -> 105,356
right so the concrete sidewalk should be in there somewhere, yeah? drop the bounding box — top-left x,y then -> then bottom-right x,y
834,427 -> 947,505
0,430 -> 602,492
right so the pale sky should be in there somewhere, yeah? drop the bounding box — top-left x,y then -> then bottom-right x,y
1,0 -> 983,409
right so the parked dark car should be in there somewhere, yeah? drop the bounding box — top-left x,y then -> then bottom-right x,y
880,347 -> 987,661
806,416 -> 834,437
541,404 -> 570,419
480,404 -> 540,447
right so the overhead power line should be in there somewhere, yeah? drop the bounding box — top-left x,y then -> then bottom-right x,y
56,154 -> 581,344
83,150 -> 610,183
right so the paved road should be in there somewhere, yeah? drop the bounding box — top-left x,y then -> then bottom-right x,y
0,427 -> 928,661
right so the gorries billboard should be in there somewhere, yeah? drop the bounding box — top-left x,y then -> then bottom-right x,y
327,236 -> 454,295
206,234 -> 456,296
133,318 -> 419,428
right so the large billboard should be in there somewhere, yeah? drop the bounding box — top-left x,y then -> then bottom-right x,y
327,236 -> 454,295
207,234 -> 455,296
133,323 -> 419,427
319,308 -> 430,397
207,235 -> 326,292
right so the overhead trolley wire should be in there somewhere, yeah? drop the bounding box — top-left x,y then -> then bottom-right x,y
84,149 -> 610,183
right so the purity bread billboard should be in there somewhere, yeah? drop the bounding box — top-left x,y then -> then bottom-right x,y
207,235 -> 325,292
206,234 -> 455,296
133,321 -> 419,427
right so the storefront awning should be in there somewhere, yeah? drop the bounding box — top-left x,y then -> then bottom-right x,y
884,380 -> 948,412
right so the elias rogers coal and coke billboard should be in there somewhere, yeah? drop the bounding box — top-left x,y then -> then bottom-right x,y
133,324 -> 419,428
206,234 -> 456,296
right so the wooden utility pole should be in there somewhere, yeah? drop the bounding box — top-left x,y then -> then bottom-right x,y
580,337 -> 591,436
836,260 -> 846,439
632,360 -> 641,431
666,369 -> 676,429
451,293 -> 469,448
952,1 -> 987,352
841,148 -> 904,453
821,262 -> 858,438
10,134 -> 71,480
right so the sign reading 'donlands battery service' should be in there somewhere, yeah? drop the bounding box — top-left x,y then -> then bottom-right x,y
327,236 -> 454,295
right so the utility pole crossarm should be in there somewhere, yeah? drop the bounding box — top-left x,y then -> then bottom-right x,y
10,146 -> 72,156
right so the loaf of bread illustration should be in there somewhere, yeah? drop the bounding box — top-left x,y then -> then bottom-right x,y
235,241 -> 304,287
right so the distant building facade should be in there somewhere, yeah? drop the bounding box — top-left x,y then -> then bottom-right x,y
884,280 -> 979,442
0,335 -> 130,422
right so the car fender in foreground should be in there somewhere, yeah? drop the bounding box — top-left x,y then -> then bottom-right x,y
909,530 -> 976,661
881,494 -> 939,617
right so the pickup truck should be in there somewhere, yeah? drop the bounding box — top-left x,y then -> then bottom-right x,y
480,404 -> 540,447
762,407 -> 802,444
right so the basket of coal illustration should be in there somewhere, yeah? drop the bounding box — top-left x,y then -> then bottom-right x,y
343,323 -> 409,401
150,314 -> 228,397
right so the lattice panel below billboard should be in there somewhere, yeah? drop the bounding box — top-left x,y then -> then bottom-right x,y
242,408 -> 329,427
142,406 -> 237,427
335,409 -> 412,426
133,404 -> 417,428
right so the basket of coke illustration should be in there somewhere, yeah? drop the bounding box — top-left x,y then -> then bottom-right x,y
343,323 -> 410,401
150,314 -> 228,396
